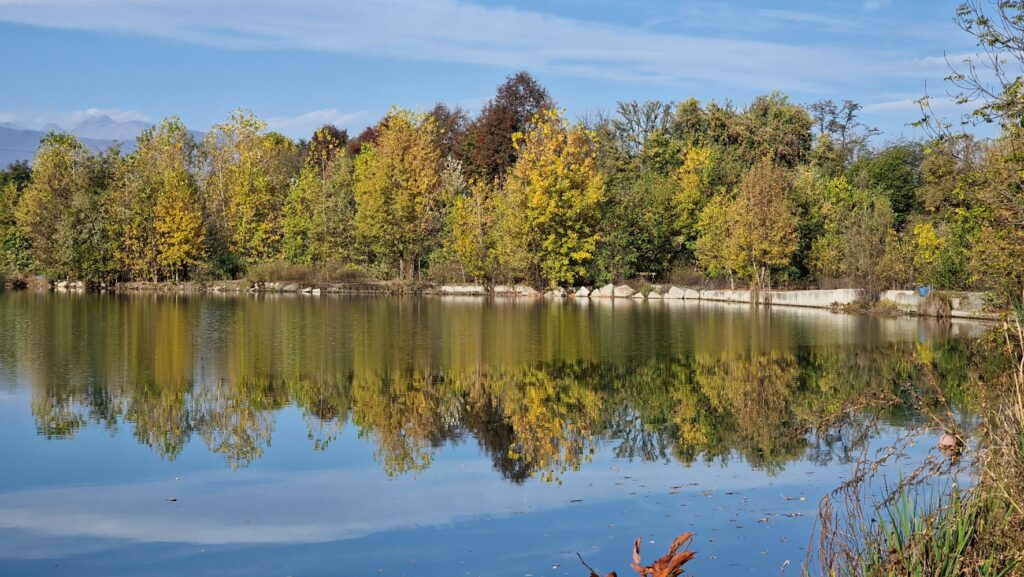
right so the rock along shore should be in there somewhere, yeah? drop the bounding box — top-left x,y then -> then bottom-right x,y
7,278 -> 1001,321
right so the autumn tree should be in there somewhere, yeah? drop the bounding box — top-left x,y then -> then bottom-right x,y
428,103 -> 469,160
307,125 -> 348,162
346,125 -> 378,157
16,134 -> 117,281
109,118 -> 206,281
498,109 -> 606,287
445,180 -> 493,282
154,168 -> 207,281
201,110 -> 298,273
463,71 -> 553,183
694,195 -> 741,286
353,108 -> 445,279
696,158 -> 799,291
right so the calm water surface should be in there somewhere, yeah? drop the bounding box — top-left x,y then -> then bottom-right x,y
0,292 -> 985,577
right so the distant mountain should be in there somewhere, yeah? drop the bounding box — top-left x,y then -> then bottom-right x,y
0,125 -> 135,168
70,114 -> 150,142
0,116 -> 200,168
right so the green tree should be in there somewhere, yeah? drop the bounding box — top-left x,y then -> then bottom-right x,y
848,143 -> 923,226
594,171 -> 680,282
0,162 -> 32,274
16,134 -> 116,281
282,127 -> 355,264
737,92 -> 814,167
841,194 -> 894,291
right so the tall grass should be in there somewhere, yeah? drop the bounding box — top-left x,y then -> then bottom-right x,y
245,261 -> 369,285
859,485 -> 1015,577
808,306 -> 1024,577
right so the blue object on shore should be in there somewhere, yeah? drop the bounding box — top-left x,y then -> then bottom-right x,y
918,286 -> 930,297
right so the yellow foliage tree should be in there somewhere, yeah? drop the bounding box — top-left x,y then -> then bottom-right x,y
154,169 -> 207,280
353,108 -> 444,279
202,110 -> 297,270
446,180 -> 493,282
110,118 -> 206,281
730,158 -> 800,290
500,109 -> 606,287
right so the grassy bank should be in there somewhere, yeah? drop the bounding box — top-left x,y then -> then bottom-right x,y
810,307 -> 1024,577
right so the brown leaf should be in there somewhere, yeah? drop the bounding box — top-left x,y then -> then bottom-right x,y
629,534 -> 697,577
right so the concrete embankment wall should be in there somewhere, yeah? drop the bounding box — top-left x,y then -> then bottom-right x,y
26,278 -> 999,321
431,284 -> 998,321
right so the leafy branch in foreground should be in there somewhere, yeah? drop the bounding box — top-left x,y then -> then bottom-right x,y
579,533 -> 696,577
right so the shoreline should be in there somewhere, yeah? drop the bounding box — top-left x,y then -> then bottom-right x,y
6,279 -> 1003,321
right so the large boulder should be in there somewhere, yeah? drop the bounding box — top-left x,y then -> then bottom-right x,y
574,286 -> 591,298
664,286 -> 686,299
544,287 -> 567,298
647,290 -> 663,299
613,284 -> 636,298
684,288 -> 701,299
515,284 -> 540,297
439,284 -> 487,295
592,283 -> 615,298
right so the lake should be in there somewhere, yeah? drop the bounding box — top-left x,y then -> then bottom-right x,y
0,292 -> 985,577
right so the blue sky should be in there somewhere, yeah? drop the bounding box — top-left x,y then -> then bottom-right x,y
0,0 -> 983,140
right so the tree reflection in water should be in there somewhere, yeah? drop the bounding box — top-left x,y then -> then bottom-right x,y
0,293 -> 980,478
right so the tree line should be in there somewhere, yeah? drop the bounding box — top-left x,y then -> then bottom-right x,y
0,70 -> 1021,298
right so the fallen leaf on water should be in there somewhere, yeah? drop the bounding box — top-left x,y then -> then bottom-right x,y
630,533 -> 696,577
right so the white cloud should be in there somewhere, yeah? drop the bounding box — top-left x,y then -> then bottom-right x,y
265,108 -> 369,136
863,0 -> 893,11
0,454 -> 820,558
862,96 -> 973,121
0,0 -> 884,93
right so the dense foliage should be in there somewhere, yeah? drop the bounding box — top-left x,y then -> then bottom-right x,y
1,70 -> 1021,298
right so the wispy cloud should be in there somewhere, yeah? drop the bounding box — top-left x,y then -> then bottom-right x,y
863,95 -> 965,115
266,109 -> 369,136
863,0 -> 893,12
0,0 -> 890,93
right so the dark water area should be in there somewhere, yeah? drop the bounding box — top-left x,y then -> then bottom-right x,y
0,292 -> 987,577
